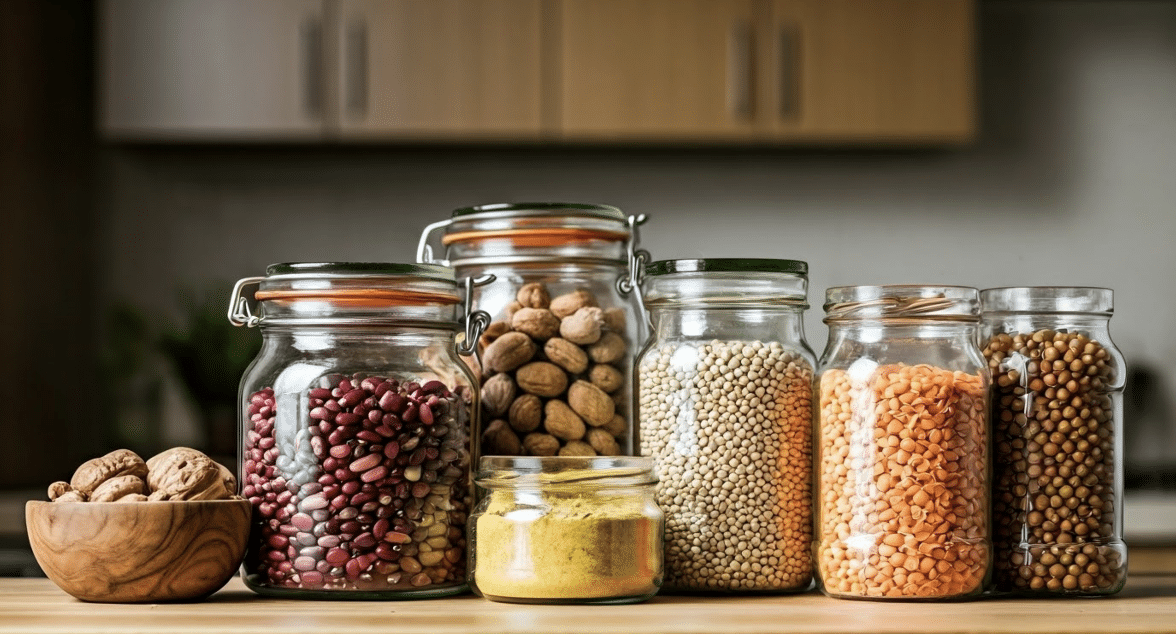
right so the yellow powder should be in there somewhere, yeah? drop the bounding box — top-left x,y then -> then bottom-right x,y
473,493 -> 662,601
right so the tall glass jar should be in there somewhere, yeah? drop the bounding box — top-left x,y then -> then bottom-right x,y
980,287 -> 1127,596
637,259 -> 816,593
228,263 -> 489,598
467,456 -> 663,604
417,203 -> 650,458
814,285 -> 991,600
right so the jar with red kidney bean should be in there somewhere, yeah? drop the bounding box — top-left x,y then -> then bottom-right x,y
229,263 -> 491,598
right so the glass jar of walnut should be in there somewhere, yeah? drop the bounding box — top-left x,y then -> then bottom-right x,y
814,285 -> 991,600
417,203 -> 650,458
980,287 -> 1127,596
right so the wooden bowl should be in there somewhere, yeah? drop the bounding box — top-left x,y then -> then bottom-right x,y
25,499 -> 250,603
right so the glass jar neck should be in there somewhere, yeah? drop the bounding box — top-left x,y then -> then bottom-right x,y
258,300 -> 459,328
649,305 -> 807,344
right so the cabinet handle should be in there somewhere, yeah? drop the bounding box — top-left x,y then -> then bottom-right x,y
301,17 -> 324,118
778,24 -> 801,121
345,18 -> 369,118
727,21 -> 754,121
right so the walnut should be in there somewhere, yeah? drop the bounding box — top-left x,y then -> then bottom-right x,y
559,307 -> 604,345
146,447 -> 228,501
481,373 -> 516,418
482,419 -> 522,455
508,394 -> 543,433
70,449 -> 149,496
603,414 -> 627,438
588,364 -> 624,393
515,361 -> 568,398
558,441 -> 597,457
90,475 -> 147,502
116,493 -> 149,503
587,331 -> 626,364
586,428 -> 621,455
478,321 -> 511,355
568,380 -> 615,427
504,301 -> 524,319
544,338 -> 589,375
54,491 -> 87,503
602,307 -> 627,334
47,481 -> 72,501
522,432 -> 560,456
544,400 -> 586,441
516,283 -> 551,309
549,289 -> 597,319
511,308 -> 560,341
482,331 -> 537,374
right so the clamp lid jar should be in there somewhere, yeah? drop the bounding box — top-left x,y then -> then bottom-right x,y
228,262 -> 491,598
418,203 -> 650,459
468,456 -> 663,604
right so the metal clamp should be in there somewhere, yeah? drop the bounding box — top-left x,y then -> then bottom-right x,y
616,214 -> 651,297
416,219 -> 454,266
228,277 -> 266,327
457,274 -> 495,356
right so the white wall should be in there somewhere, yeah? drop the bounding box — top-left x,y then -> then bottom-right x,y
100,1 -> 1176,415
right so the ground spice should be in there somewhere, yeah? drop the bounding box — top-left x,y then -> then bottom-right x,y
473,493 -> 661,601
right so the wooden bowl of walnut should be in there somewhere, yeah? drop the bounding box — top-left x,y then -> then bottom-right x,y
25,498 -> 250,603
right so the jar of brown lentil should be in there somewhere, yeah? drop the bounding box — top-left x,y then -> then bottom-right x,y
814,285 -> 991,600
980,287 -> 1126,596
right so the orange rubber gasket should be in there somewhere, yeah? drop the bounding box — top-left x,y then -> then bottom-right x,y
440,228 -> 629,248
255,288 -> 459,307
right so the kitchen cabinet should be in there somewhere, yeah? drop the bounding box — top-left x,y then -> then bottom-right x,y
334,0 -> 543,139
99,0 -> 976,144
100,0 -> 326,139
556,0 -> 975,143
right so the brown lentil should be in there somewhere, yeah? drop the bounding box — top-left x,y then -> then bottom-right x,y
983,330 -> 1125,594
816,363 -> 989,599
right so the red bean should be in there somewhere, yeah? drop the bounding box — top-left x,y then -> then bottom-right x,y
349,454 -> 381,473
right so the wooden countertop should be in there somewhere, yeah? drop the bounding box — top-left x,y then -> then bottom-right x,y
2,574 -> 1175,634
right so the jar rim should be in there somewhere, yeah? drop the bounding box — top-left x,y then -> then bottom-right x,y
646,258 -> 808,277
475,456 -> 657,488
980,286 -> 1113,315
824,285 -> 980,323
265,262 -> 456,282
451,202 -> 625,222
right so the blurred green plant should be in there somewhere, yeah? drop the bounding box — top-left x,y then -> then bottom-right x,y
159,287 -> 261,406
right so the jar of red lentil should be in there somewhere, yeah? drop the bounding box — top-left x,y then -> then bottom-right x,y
417,203 -> 649,459
228,263 -> 490,598
980,287 -> 1126,596
814,285 -> 991,600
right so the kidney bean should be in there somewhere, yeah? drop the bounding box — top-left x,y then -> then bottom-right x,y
361,466 -> 388,483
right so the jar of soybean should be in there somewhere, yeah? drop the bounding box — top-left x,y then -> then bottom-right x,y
814,285 -> 991,600
637,259 -> 816,592
980,287 -> 1127,596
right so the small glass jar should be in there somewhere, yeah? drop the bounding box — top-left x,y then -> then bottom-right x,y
814,285 -> 991,600
980,287 -> 1127,596
417,203 -> 650,458
468,456 -> 663,604
636,259 -> 816,593
228,263 -> 490,598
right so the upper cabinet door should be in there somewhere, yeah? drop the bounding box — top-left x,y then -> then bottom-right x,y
766,0 -> 976,143
556,0 -> 760,141
100,0 -> 327,140
335,0 -> 543,139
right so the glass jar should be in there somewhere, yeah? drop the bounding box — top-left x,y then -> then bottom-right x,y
814,285 -> 991,600
227,263 -> 490,598
636,259 -> 816,593
468,456 -> 663,604
417,203 -> 650,458
980,287 -> 1127,596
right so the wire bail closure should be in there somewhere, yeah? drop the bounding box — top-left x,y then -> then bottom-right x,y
228,276 -> 266,327
458,274 -> 495,356
615,214 -> 650,297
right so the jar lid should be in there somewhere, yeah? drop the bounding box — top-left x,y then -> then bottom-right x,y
980,286 -> 1113,316
646,258 -> 808,277
229,262 -> 463,328
643,258 -> 809,307
442,203 -> 630,248
476,456 -> 657,489
823,285 -> 980,323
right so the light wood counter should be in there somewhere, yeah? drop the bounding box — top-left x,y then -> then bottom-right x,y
1,573 -> 1175,634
